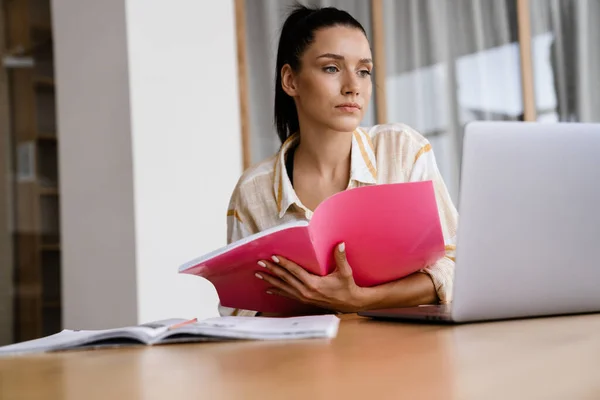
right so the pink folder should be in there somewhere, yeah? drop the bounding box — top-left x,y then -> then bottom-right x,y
179,182 -> 446,314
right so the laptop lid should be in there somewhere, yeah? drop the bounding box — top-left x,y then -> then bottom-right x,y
451,122 -> 600,322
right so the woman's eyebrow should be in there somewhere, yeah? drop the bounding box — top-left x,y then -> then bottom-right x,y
316,53 -> 373,64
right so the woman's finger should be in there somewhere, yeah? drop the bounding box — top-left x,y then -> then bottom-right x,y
271,255 -> 318,284
259,260 -> 309,294
255,270 -> 301,298
265,287 -> 297,300
333,242 -> 353,279
266,288 -> 327,309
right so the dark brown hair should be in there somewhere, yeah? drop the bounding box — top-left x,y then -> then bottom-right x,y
274,5 -> 367,144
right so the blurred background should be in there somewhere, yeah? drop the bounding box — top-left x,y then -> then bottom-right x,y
0,0 -> 598,345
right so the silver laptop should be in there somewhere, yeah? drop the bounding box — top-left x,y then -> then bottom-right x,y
359,121 -> 600,323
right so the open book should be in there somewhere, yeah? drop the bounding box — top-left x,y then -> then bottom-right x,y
179,182 -> 446,314
0,315 -> 340,357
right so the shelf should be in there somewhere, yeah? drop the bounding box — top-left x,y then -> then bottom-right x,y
41,243 -> 61,251
32,23 -> 52,36
37,132 -> 57,141
34,77 -> 55,90
39,187 -> 59,196
43,301 -> 61,309
10,0 -> 62,343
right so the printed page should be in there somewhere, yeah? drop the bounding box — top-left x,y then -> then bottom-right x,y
157,315 -> 341,341
0,330 -> 117,356
0,319 -> 191,356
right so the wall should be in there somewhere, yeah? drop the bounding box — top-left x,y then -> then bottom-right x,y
51,0 -> 138,328
51,0 -> 242,329
125,0 -> 243,323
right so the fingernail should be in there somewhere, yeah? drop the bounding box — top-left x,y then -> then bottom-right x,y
271,255 -> 280,263
266,290 -> 273,295
255,273 -> 263,280
338,242 -> 345,253
257,261 -> 267,268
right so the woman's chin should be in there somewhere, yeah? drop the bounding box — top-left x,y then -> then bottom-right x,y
327,116 -> 363,132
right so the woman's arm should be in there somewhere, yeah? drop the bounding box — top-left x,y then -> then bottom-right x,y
408,133 -> 459,304
256,244 -> 442,314
355,272 -> 438,311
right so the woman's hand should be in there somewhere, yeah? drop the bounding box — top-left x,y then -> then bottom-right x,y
254,243 -> 368,313
255,242 -> 440,313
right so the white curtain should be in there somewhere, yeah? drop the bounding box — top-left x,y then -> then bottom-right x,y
244,0 -> 377,165
382,0 -> 521,203
529,0 -> 600,123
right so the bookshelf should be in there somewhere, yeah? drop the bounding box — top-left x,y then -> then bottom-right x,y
5,0 -> 61,341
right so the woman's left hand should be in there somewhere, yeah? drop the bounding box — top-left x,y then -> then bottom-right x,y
255,242 -> 368,313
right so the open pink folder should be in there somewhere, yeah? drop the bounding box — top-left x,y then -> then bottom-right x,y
179,182 -> 446,314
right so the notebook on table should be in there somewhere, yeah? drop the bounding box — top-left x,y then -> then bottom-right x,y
0,315 -> 341,357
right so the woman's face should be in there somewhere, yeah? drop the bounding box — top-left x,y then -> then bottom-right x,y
282,25 -> 373,133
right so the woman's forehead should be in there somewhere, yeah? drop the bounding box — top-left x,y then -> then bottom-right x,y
306,26 -> 372,60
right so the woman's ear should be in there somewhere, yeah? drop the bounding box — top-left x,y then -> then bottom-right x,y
280,64 -> 298,97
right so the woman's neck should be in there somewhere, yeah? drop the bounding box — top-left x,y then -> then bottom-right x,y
294,125 -> 352,180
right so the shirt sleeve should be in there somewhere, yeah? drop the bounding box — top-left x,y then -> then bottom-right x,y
226,178 -> 257,245
408,141 -> 458,304
219,187 -> 259,317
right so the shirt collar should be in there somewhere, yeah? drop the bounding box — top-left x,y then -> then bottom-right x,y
273,128 -> 378,218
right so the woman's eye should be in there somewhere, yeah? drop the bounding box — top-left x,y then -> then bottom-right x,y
359,70 -> 372,77
323,66 -> 339,73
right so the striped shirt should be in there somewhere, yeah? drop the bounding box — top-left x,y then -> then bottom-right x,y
221,123 -> 458,317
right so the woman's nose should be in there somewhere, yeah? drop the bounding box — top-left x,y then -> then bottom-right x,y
341,72 -> 360,95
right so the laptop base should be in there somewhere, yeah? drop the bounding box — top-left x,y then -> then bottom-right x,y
358,305 -> 455,323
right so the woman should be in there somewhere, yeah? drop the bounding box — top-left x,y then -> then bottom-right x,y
222,5 -> 457,317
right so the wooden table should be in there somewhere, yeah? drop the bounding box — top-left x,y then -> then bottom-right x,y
1,314 -> 600,399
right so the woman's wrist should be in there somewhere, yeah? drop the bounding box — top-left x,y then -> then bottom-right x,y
353,285 -> 384,312
352,272 -> 439,312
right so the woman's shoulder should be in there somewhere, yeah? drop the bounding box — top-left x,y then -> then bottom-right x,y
358,123 -> 434,172
239,155 -> 278,185
229,154 -> 278,205
359,122 -> 430,149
